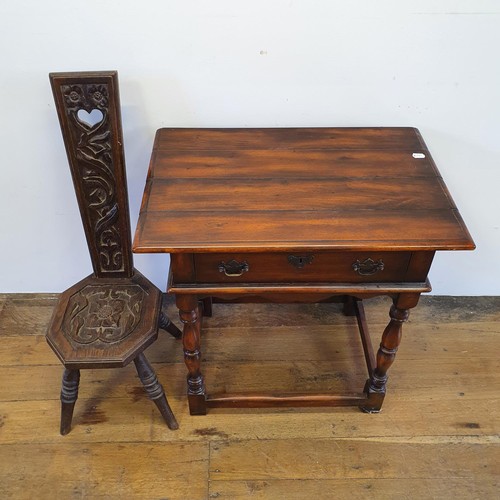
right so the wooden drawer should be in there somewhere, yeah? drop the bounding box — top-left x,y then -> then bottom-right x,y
194,252 -> 412,284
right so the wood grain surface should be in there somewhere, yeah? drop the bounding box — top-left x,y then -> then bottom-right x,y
133,127 -> 474,253
0,294 -> 498,499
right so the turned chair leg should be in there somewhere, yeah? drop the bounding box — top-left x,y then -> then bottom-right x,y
133,353 -> 179,430
60,368 -> 80,435
159,311 -> 182,339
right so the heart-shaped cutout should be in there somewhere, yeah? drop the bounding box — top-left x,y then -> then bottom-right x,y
77,108 -> 104,128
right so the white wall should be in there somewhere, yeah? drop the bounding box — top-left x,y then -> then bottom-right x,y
0,1 -> 498,295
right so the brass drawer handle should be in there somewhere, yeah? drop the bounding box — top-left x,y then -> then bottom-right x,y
288,254 -> 314,269
218,259 -> 249,277
352,258 -> 384,276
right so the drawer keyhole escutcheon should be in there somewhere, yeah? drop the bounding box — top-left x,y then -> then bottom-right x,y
218,259 -> 250,277
352,258 -> 385,276
288,254 -> 314,269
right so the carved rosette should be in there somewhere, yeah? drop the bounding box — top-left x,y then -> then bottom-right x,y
62,285 -> 144,344
60,82 -> 124,273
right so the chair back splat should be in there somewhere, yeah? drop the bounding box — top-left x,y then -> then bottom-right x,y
50,71 -> 133,278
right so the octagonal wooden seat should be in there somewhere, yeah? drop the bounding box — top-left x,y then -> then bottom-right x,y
48,272 -> 162,369
47,71 -> 180,434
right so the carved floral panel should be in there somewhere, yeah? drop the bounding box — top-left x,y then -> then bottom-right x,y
62,284 -> 144,344
60,82 -> 126,274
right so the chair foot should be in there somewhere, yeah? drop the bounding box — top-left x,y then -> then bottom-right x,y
134,353 -> 179,430
159,311 -> 182,339
152,395 -> 179,430
60,368 -> 80,435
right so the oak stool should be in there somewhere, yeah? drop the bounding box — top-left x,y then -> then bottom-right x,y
47,71 -> 179,434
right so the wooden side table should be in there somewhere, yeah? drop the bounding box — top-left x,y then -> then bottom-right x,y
133,127 -> 475,415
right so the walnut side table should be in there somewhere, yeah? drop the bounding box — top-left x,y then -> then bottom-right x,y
133,127 -> 475,415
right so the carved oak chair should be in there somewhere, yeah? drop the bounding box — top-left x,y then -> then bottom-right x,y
47,71 -> 181,434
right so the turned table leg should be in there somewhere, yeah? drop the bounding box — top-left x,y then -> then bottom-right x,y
177,294 -> 206,415
60,368 -> 80,435
342,295 -> 357,317
361,293 -> 420,413
201,297 -> 213,317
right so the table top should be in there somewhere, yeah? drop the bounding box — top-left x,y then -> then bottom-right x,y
133,127 -> 474,254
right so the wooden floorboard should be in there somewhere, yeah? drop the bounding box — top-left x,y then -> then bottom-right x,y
0,295 -> 498,499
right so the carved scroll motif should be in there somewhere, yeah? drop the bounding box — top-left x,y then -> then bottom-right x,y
62,285 -> 144,344
60,83 -> 124,274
